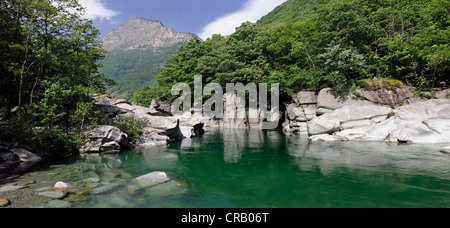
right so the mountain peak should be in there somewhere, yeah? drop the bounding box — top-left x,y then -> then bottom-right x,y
124,16 -> 164,27
101,16 -> 194,51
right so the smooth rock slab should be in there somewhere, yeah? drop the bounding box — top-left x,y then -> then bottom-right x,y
307,118 -> 341,135
317,88 -> 372,109
38,191 -> 67,199
0,185 -> 27,192
134,171 -> 171,188
441,147 -> 450,154
91,183 -> 122,195
10,148 -> 42,163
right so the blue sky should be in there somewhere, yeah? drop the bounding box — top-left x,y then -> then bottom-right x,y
78,0 -> 286,39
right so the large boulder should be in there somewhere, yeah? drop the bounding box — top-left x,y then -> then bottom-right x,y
10,148 -> 42,163
284,103 -> 318,134
8,148 -> 43,175
149,100 -> 172,116
297,91 -> 317,105
80,126 -> 129,154
307,118 -> 341,135
358,87 -> 414,106
89,126 -> 129,147
286,104 -> 306,121
323,99 -> 450,143
92,95 -> 205,146
436,89 -> 450,99
307,104 -> 392,136
317,88 -> 372,110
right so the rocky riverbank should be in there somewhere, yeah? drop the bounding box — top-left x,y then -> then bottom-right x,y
282,87 -> 450,152
0,147 -> 43,180
0,94 -> 207,184
0,157 -> 187,208
92,94 -> 206,148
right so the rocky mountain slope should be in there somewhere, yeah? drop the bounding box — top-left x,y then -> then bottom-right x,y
99,17 -> 195,98
101,16 -> 194,52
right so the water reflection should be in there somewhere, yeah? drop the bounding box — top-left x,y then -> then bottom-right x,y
223,128 -> 247,163
285,134 -> 450,179
140,145 -> 178,170
221,129 -> 283,163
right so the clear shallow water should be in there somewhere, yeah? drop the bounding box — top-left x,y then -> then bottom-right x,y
54,128 -> 450,208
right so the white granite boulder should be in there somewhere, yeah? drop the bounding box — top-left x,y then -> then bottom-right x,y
134,171 -> 171,188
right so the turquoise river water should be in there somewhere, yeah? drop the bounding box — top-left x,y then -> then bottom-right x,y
50,128 -> 450,208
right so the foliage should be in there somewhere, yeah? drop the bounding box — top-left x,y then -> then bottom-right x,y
129,85 -> 161,107
112,116 -> 147,143
139,0 -> 448,103
0,0 -> 111,160
98,45 -> 184,99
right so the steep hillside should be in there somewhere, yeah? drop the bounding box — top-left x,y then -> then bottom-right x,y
257,0 -> 319,26
99,17 -> 195,98
147,0 -> 448,104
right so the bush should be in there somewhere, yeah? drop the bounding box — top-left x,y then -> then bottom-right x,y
113,116 -> 147,143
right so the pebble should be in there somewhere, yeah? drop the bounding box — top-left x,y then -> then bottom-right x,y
54,181 -> 71,190
0,199 -> 10,207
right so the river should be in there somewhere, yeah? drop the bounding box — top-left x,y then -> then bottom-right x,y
3,128 -> 450,208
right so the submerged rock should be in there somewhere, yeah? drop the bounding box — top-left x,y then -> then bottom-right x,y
47,200 -> 72,208
38,191 -> 67,199
144,180 -> 188,198
134,171 -> 171,188
91,183 -> 123,195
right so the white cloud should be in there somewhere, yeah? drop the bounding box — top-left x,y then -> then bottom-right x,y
78,0 -> 121,21
199,0 -> 287,40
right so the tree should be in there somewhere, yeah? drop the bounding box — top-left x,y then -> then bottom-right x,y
0,0 -> 112,159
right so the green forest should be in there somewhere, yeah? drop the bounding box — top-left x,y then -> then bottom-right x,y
132,0 -> 449,106
98,44 -> 185,99
0,0 -> 115,159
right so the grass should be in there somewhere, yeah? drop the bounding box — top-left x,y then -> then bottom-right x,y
357,78 -> 406,91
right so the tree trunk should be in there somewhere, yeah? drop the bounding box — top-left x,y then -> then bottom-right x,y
30,66 -> 41,105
